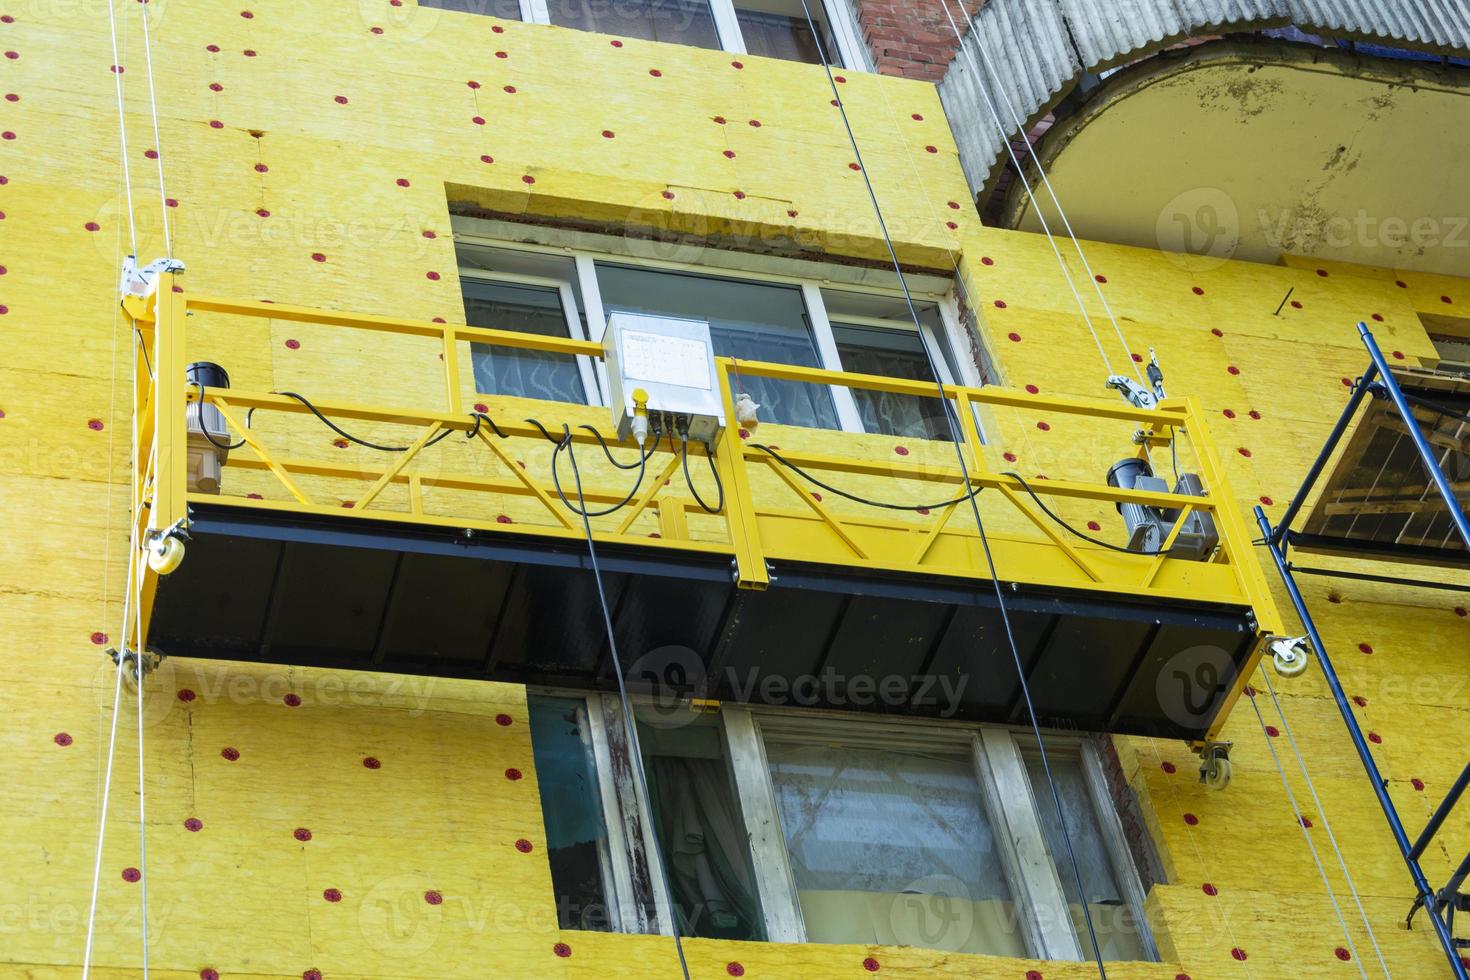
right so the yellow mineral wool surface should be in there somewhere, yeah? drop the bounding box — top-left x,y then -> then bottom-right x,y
0,1 -> 1466,978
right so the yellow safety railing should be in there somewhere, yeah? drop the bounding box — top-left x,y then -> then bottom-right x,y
124,273 -> 1283,726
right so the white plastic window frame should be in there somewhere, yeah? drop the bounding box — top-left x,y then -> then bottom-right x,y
459,266 -> 607,406
456,237 -> 978,437
513,0 -> 870,71
535,691 -> 1152,961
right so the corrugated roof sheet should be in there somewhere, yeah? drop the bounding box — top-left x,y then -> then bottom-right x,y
938,0 -> 1470,194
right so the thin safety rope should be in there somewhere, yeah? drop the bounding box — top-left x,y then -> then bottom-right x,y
932,0 -> 1140,385
792,3 -> 1108,972
559,431 -> 692,980
81,631 -> 128,979
135,0 -> 172,257
1246,686 -> 1369,978
947,3 -> 1144,384
1259,665 -> 1391,977
104,0 -> 137,256
134,588 -> 151,977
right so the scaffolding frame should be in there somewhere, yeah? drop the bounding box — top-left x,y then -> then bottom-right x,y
1258,322 -> 1469,979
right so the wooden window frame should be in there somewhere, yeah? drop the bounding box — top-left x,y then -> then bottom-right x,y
530,690 -> 1156,962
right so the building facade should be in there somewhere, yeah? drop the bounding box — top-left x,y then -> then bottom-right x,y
0,0 -> 1466,978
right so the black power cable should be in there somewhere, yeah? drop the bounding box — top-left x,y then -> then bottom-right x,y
276,391 -> 458,452
548,424 -> 648,518
558,430 -> 694,980
1002,471 -> 1141,555
680,435 -> 724,515
752,443 -> 982,511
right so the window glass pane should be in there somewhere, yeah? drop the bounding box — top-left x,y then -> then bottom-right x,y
528,696 -> 616,931
637,720 -> 765,941
734,0 -> 841,65
548,0 -> 721,48
1024,752 -> 1150,961
464,279 -> 588,403
832,323 -> 951,440
419,0 -> 523,16
766,741 -> 1024,956
595,263 -> 839,428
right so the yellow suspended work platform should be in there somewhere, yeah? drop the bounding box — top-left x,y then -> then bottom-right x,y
122,272 -> 1282,749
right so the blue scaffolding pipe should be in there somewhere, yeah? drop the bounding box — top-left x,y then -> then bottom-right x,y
1256,510 -> 1467,978
1257,324 -> 1469,979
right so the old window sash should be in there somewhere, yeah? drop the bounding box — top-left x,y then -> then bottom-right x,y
559,695 -> 1151,960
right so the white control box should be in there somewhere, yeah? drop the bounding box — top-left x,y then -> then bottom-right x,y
603,312 -> 724,445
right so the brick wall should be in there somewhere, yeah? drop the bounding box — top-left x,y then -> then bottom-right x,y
852,0 -> 982,81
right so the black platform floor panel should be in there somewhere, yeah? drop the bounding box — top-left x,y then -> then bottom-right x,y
151,532 -> 282,660
375,554 -> 514,671
605,573 -> 734,695
488,563 -> 630,679
1110,622 -> 1255,740
710,587 -> 852,707
821,595 -> 952,696
151,505 -> 1264,741
924,604 -> 1054,719
268,542 -> 399,661
1022,615 -> 1156,729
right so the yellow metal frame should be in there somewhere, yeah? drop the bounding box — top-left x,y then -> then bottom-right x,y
124,278 -> 1282,743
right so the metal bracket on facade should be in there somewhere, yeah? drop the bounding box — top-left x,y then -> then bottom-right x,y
120,255 -> 186,301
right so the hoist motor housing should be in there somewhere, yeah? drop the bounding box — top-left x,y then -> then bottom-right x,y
1107,457 -> 1219,560
604,312 -> 724,445
186,361 -> 231,494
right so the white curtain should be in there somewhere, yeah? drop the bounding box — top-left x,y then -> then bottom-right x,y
1025,754 -> 1150,961
766,741 -> 1025,955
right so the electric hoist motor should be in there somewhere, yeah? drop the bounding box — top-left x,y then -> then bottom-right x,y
186,360 -> 231,494
603,312 -> 724,445
1106,457 -> 1219,560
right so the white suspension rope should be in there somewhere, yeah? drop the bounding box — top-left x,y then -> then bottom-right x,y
135,0 -> 171,257
103,0 -> 137,257
80,623 -> 128,979
933,0 -> 1145,386
1246,686 -> 1371,978
1260,666 -> 1392,977
134,575 -> 151,977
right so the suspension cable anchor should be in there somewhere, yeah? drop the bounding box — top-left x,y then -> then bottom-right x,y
119,255 -> 185,301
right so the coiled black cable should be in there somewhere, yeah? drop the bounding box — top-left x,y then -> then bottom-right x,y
680,435 -> 724,514
581,423 -> 657,469
548,424 -> 648,518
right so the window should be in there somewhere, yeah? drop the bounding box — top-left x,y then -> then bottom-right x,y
419,0 -> 524,16
527,695 -> 618,930
637,719 -> 765,940
1298,362 -> 1469,562
454,235 -> 979,434
765,738 -> 1022,954
525,694 -> 1158,962
424,0 -> 869,69
596,263 -> 839,429
1022,748 -> 1153,961
547,0 -> 723,49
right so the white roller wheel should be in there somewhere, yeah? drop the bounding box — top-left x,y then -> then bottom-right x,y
1202,756 -> 1232,791
148,535 -> 185,575
1271,640 -> 1310,678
